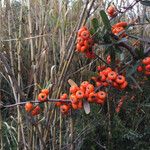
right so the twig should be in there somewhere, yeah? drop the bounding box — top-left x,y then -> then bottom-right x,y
1,99 -> 71,108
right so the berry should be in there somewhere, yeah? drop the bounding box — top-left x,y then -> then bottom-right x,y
116,75 -> 125,84
60,105 -> 70,114
97,91 -> 107,100
76,90 -> 85,99
31,106 -> 41,116
142,57 -> 150,65
137,66 -> 143,72
25,102 -> 33,112
41,89 -> 49,95
38,92 -> 47,102
108,71 -> 117,80
70,86 -> 79,94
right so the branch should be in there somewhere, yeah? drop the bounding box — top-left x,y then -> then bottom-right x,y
0,99 -> 71,108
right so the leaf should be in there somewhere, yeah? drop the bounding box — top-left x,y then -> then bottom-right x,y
91,18 -> 99,32
83,100 -> 90,114
140,0 -> 150,6
100,10 -> 111,30
68,79 -> 78,87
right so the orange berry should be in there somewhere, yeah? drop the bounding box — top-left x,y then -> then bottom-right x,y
142,57 -> 150,65
31,106 -> 41,116
76,43 -> 82,51
78,26 -> 88,36
107,5 -> 115,14
112,81 -> 119,88
38,92 -> 47,102
97,91 -> 107,100
41,89 -> 49,95
115,75 -> 125,84
77,37 -> 84,46
114,27 -> 125,35
70,86 -> 79,94
84,38 -> 93,47
137,66 -> 143,72
55,102 -> 62,107
145,64 -> 150,71
102,67 -> 112,76
72,103 -> 78,110
60,105 -> 70,114
108,71 -> 117,80
76,90 -> 85,99
112,22 -> 128,28
80,45 -> 88,52
120,81 -> 128,89
99,72 -> 106,81
81,81 -> 89,88
78,101 -> 83,109
25,102 -> 33,112
81,30 -> 90,40
96,81 -> 102,87
70,94 -> 78,104
80,85 -> 86,93
96,99 -> 104,105
107,55 -> 111,64
87,92 -> 97,102
60,93 -> 68,100
86,84 -> 94,93
102,82 -> 109,87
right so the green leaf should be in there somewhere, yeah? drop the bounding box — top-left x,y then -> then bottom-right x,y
100,10 -> 111,30
91,18 -> 99,32
140,0 -> 150,6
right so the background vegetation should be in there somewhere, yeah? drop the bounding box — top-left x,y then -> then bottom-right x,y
0,0 -> 150,150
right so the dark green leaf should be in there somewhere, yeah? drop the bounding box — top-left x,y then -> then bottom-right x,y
91,18 -> 99,32
100,10 -> 111,30
140,1 -> 150,6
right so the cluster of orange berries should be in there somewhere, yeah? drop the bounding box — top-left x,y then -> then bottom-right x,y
76,26 -> 95,58
107,4 -> 117,18
92,66 -> 128,90
55,81 -> 107,114
137,56 -> 150,76
24,89 -> 49,116
112,22 -> 128,38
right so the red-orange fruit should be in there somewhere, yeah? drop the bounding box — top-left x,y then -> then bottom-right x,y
60,105 -> 70,114
41,89 -> 49,95
76,90 -> 85,99
77,37 -> 84,46
99,72 -> 106,82
142,57 -> 150,65
137,66 -> 143,72
70,94 -> 78,104
108,71 -> 117,80
70,86 -> 79,94
76,43 -> 81,51
31,106 -> 41,116
60,93 -> 68,100
145,64 -> 150,71
38,92 -> 47,102
81,81 -> 89,88
86,84 -> 94,93
81,30 -> 90,40
97,91 -> 107,100
120,81 -> 128,89
78,101 -> 83,109
115,75 -> 125,84
87,92 -> 97,102
25,102 -> 33,112
72,103 -> 78,110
